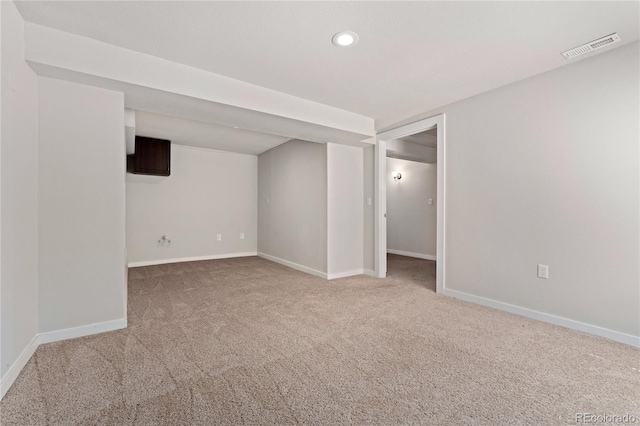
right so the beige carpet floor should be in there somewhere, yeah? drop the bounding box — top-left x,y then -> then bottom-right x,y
1,254 -> 638,425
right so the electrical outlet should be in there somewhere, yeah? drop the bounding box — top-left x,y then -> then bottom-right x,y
240,233 -> 245,240
537,264 -> 549,279
367,197 -> 372,206
428,198 -> 433,205
217,234 -> 222,241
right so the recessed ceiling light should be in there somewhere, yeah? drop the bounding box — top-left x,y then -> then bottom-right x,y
332,31 -> 359,47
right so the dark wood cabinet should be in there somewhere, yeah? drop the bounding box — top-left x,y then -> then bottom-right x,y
127,136 -> 171,176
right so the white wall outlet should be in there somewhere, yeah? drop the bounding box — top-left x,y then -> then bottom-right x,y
537,264 -> 549,279
428,198 -> 433,205
367,197 -> 372,206
240,233 -> 245,240
266,197 -> 270,205
217,234 -> 222,241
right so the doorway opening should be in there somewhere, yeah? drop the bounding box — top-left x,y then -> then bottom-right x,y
385,128 -> 437,291
374,114 -> 446,293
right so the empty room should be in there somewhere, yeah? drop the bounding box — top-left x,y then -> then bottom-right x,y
1,1 -> 638,424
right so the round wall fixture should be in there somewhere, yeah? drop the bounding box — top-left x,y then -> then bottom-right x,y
332,31 -> 359,47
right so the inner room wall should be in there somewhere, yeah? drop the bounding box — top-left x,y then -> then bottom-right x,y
126,145 -> 258,265
386,157 -> 437,259
258,140 -> 328,276
363,146 -> 375,274
327,143 -> 364,278
1,0 -> 40,386
38,77 -> 126,334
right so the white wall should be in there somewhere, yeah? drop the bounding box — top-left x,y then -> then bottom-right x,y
327,143 -> 364,277
386,158 -> 437,259
38,77 -> 126,333
379,42 -> 640,339
126,145 -> 257,264
1,0 -> 39,380
258,140 -> 327,275
363,146 -> 375,273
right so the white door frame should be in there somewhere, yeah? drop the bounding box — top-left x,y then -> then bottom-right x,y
374,114 -> 446,294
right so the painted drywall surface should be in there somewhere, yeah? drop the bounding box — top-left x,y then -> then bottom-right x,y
126,145 -> 257,264
386,139 -> 437,164
0,1 -> 39,378
258,140 -> 327,274
38,77 -> 126,333
386,158 -> 437,258
327,143 -> 364,275
363,146 -> 375,272
24,23 -> 375,139
381,42 -> 640,337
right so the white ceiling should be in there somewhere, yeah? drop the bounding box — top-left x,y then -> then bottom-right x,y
135,111 -> 292,155
16,1 -> 639,131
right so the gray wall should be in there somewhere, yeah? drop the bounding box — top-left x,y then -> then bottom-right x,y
258,140 -> 327,274
126,145 -> 257,264
1,1 -> 39,379
327,143 -> 364,276
378,42 -> 640,337
38,77 -> 126,332
387,139 -> 437,164
363,146 -> 375,273
387,158 -> 437,258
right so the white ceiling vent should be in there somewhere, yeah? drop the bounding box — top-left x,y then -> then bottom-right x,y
562,33 -> 621,59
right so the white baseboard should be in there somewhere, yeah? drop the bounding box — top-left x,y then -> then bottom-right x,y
39,318 -> 126,344
0,334 -> 40,400
0,318 -> 127,400
443,288 -> 640,348
257,252 -> 327,279
364,269 -> 376,277
327,269 -> 364,280
1,317 -> 127,400
387,249 -> 436,261
128,252 -> 258,267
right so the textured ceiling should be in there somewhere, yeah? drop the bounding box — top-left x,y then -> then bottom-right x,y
16,1 -> 639,131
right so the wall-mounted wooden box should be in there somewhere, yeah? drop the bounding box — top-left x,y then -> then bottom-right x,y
127,136 -> 171,176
